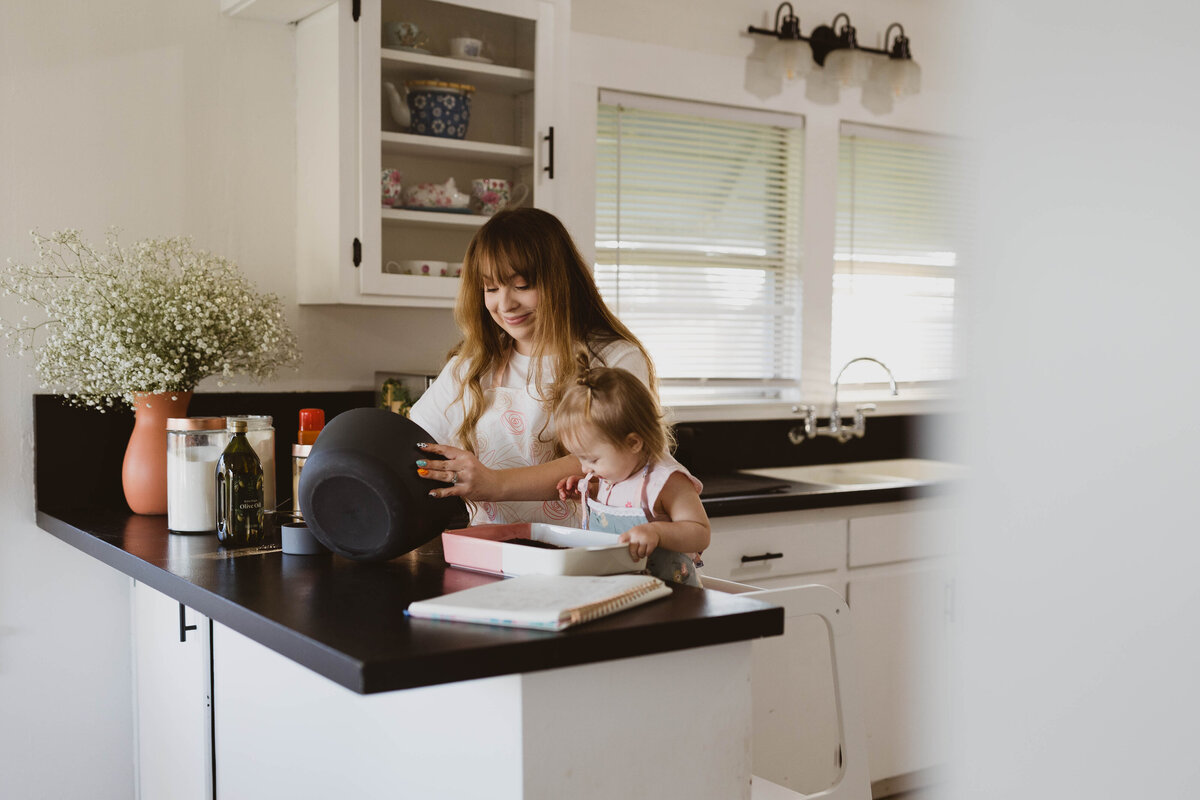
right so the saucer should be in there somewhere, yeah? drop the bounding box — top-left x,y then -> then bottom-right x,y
391,45 -> 432,55
452,54 -> 494,64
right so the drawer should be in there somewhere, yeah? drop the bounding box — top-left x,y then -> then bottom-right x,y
848,509 -> 955,567
704,516 -> 846,583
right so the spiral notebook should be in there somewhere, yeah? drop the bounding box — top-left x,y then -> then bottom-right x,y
405,574 -> 673,631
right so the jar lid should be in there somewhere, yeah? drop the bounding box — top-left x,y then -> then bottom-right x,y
226,414 -> 273,430
299,408 -> 325,431
167,416 -> 226,431
405,79 -> 475,93
293,444 -> 313,457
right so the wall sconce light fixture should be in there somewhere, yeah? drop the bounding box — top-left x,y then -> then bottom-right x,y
747,3 -> 921,113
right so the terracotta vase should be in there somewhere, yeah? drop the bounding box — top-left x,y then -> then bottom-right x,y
123,390 -> 193,515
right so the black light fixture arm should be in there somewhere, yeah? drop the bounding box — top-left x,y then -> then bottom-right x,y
884,23 -> 912,59
747,1 -> 802,39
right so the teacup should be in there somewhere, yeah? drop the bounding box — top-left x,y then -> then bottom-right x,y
383,21 -> 422,49
396,259 -> 448,276
470,178 -> 529,216
450,37 -> 484,59
381,169 -> 403,207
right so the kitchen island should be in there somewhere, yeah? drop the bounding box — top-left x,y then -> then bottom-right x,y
37,505 -> 783,798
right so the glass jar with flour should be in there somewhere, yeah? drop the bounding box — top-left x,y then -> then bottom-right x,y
166,417 -> 228,534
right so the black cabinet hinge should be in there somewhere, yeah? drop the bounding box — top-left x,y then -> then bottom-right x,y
353,238 -> 362,267
352,0 -> 360,22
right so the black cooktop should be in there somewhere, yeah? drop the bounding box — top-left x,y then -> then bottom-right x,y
697,473 -> 792,499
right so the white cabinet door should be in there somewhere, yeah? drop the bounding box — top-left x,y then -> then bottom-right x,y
132,582 -> 213,800
847,562 -> 954,784
297,0 -> 564,306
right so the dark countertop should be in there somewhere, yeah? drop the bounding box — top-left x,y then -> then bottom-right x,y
700,478 -> 953,518
36,506 -> 784,695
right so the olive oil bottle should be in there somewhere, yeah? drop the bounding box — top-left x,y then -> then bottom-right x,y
216,418 -> 265,547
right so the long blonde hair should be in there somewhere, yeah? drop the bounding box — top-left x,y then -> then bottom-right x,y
448,208 -> 654,452
556,367 -> 673,460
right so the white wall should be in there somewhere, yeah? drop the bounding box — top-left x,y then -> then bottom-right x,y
0,2 -> 456,796
954,1 -> 1200,798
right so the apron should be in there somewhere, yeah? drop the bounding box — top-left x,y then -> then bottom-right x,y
579,465 -> 703,587
468,351 -> 575,526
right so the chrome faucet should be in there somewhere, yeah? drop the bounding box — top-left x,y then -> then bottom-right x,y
788,357 -> 899,445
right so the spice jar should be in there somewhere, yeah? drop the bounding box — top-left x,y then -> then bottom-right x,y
298,408 -> 325,446
226,415 -> 276,513
166,417 -> 227,534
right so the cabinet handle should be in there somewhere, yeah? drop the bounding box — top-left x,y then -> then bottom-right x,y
741,552 -> 783,563
543,126 -> 555,180
179,602 -> 198,642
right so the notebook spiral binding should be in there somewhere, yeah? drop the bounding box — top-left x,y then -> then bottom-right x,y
565,577 -> 666,626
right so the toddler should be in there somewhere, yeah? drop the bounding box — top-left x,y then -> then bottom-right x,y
555,367 -> 710,586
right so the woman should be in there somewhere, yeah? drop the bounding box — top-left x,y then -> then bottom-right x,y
409,207 -> 655,524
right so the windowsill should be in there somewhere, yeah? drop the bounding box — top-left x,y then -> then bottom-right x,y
666,390 -> 959,423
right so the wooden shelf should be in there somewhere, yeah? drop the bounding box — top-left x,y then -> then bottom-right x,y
381,132 -> 533,164
381,48 -> 534,94
382,207 -> 488,228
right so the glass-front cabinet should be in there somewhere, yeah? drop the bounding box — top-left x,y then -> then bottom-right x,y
296,0 -> 564,307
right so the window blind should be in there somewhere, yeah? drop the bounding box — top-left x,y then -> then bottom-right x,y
595,92 -> 804,403
833,123 -> 970,387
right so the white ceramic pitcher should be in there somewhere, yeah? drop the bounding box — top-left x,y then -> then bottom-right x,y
383,82 -> 410,131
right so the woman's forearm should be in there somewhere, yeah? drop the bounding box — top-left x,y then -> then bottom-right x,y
492,455 -> 583,501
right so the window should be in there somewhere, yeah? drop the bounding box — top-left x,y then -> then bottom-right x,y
595,91 -> 804,404
833,123 -> 970,388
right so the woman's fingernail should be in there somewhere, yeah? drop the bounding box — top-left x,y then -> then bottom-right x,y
417,468 -> 429,476
416,442 -> 428,448
415,460 -> 427,467
428,490 -> 438,497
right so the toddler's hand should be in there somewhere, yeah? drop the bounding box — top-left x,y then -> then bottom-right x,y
619,525 -> 660,561
557,474 -> 585,500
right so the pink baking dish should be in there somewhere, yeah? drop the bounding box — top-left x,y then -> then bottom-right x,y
441,522 -> 646,577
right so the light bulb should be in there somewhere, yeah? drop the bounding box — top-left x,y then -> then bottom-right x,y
779,38 -> 813,80
867,57 -> 922,98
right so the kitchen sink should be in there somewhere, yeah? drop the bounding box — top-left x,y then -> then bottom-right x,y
739,458 -> 966,488
697,473 -> 834,499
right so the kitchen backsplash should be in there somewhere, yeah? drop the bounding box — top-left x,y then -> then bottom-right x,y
34,392 -> 950,513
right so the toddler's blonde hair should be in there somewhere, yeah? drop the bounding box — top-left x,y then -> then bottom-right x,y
555,366 -> 673,459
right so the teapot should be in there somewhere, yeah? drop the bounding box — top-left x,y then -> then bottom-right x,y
401,177 -> 471,210
383,82 -> 410,131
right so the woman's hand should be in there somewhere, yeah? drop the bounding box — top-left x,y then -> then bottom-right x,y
619,525 -> 661,561
556,474 -> 587,500
415,442 -> 498,500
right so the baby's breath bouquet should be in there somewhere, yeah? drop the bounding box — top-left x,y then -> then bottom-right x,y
0,229 -> 301,409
